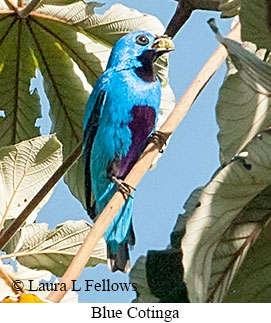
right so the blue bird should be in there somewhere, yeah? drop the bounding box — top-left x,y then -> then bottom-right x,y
83,30 -> 174,272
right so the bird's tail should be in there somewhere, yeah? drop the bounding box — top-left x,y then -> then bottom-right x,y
104,197 -> 135,272
107,243 -> 130,272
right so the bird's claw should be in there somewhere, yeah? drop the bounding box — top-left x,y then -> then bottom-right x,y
149,131 -> 167,153
111,176 -> 135,199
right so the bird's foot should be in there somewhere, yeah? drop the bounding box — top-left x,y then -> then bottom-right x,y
111,176 -> 135,199
149,130 -> 167,153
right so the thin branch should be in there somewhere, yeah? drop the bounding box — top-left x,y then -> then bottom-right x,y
46,22 -> 241,303
0,142 -> 82,250
17,0 -> 42,18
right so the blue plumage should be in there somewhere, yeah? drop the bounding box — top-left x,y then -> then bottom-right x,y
83,30 -> 174,272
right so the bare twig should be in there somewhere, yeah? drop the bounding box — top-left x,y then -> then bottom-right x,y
17,0 -> 42,18
46,22 -> 241,303
0,142 -> 83,250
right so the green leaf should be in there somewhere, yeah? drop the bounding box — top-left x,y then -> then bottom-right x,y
240,0 -> 271,51
27,19 -> 91,206
10,220 -> 106,276
218,0 -> 240,18
171,187 -> 202,250
80,4 -> 165,46
212,25 -> 271,163
0,135 -> 62,230
131,251 -> 188,303
182,131 -> 271,302
36,1 -> 103,23
181,0 -> 221,11
27,4 -> 110,206
130,256 -> 159,303
184,0 -> 239,16
0,18 -> 41,146
223,218 -> 271,302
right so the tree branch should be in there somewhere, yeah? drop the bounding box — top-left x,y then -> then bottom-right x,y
46,22 -> 241,303
187,0 -> 222,11
5,0 -> 17,10
17,0 -> 42,18
165,0 -> 225,39
165,1 -> 194,38
0,142 -> 82,250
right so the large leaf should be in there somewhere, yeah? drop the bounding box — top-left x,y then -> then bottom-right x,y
36,1 -> 102,22
80,4 -> 165,47
130,251 -> 187,303
2,220 -> 106,276
27,19 -> 91,206
0,135 -> 62,230
174,0 -> 239,16
180,0 -> 221,11
0,1 -> 174,208
170,187 -> 203,250
212,23 -> 271,163
130,256 -> 159,303
223,218 -> 271,302
240,0 -> 271,51
0,17 -> 41,146
218,0 -> 240,18
182,130 -> 271,302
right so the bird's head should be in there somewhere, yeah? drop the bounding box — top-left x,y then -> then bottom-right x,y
106,30 -> 174,81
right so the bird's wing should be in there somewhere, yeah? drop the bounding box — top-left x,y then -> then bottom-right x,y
83,88 -> 107,219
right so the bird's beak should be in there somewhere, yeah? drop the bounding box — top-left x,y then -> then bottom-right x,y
151,35 -> 175,53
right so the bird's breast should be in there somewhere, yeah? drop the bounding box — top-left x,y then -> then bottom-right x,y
115,105 -> 156,179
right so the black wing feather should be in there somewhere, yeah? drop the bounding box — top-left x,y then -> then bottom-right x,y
83,90 -> 106,219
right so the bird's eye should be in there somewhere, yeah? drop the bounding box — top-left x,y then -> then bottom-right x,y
136,34 -> 149,46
